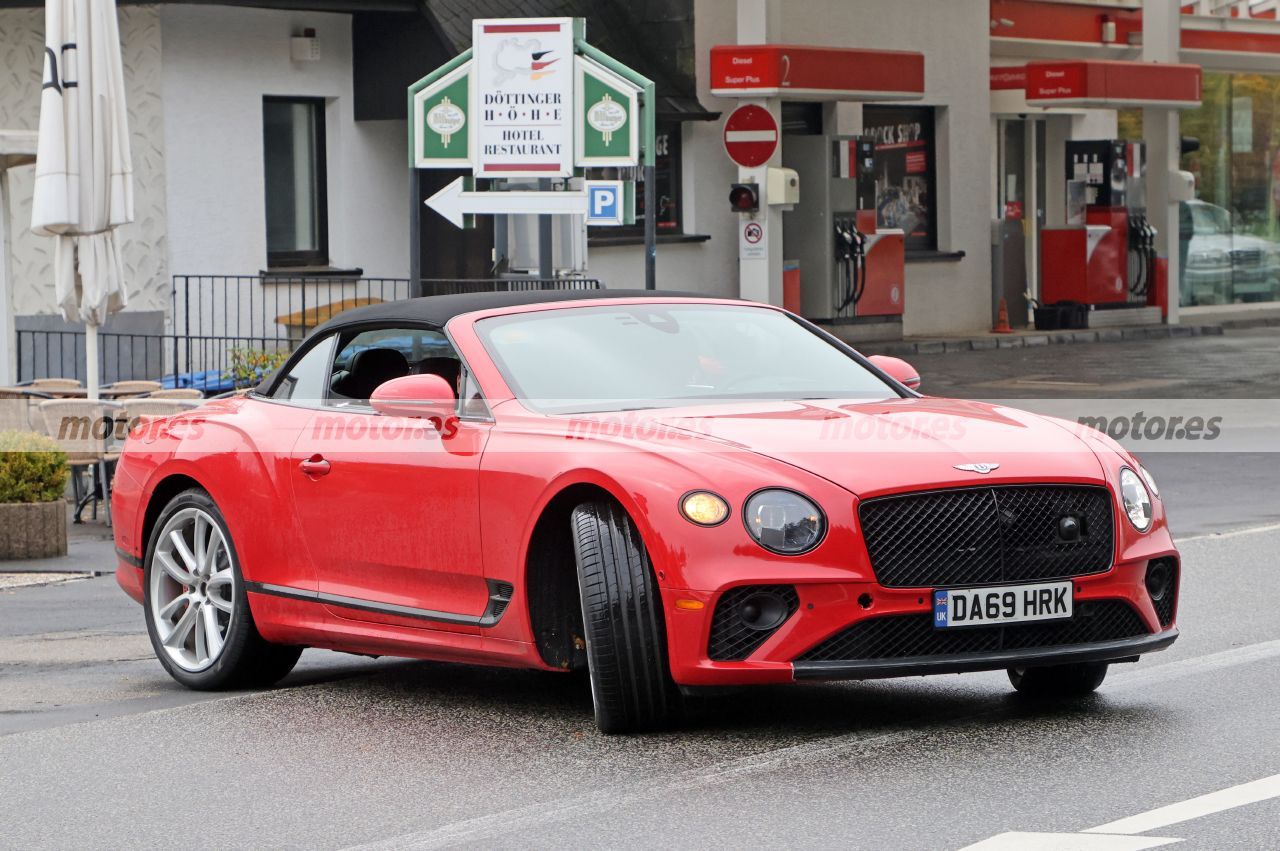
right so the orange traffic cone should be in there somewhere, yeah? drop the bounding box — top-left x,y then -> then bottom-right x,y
992,297 -> 1014,334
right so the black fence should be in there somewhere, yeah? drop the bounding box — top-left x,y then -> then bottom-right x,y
16,275 -> 601,390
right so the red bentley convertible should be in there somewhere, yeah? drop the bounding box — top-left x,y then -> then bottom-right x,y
112,291 -> 1179,733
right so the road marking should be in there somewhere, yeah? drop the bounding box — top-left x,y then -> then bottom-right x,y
964,772 -> 1280,849
959,832 -> 1180,850
1084,773 -> 1280,835
1175,520 -> 1280,543
1107,638 -> 1280,691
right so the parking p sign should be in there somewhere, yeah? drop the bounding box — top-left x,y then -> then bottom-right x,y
585,180 -> 625,226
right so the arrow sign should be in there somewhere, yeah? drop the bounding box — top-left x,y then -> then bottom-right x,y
425,177 -> 589,228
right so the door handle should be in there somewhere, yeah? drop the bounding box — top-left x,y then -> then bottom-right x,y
299,455 -> 331,477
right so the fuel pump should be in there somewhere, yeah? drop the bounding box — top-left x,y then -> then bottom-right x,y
783,134 -> 904,325
1041,140 -> 1133,308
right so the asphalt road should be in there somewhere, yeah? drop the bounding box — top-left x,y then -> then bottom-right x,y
2,328 -> 1278,850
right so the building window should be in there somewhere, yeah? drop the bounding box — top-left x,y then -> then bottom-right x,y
263,97 -> 328,268
1123,72 -> 1280,307
587,123 -> 682,239
862,106 -> 938,253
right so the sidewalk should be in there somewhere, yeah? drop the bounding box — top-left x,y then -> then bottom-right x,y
861,315 -> 1280,357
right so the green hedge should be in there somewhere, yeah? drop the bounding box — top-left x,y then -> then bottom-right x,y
0,430 -> 70,504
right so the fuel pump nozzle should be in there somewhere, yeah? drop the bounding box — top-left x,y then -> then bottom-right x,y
833,217 -> 867,313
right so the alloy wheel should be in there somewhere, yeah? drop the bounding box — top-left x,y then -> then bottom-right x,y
148,507 -> 236,672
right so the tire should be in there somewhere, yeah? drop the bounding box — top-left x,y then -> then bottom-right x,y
143,488 -> 302,690
570,501 -> 681,734
1007,662 -> 1108,697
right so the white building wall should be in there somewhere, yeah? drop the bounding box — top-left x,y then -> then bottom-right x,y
158,5 -> 408,279
0,6 -> 170,316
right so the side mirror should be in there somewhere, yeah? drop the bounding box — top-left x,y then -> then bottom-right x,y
868,355 -> 922,391
369,374 -> 456,421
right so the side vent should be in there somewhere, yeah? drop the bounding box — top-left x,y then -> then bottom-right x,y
483,581 -> 516,624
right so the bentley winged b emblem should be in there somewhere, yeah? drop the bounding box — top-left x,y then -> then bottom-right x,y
954,463 -> 1000,474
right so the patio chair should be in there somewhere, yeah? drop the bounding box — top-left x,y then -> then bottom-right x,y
119,399 -> 195,430
103,379 -> 163,397
29,377 -> 83,390
147,388 -> 204,400
38,398 -> 120,526
0,387 -> 50,432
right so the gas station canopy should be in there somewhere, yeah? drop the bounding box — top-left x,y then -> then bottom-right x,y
1024,60 -> 1202,110
710,45 -> 924,101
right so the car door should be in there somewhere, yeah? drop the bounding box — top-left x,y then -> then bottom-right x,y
288,324 -> 493,631
242,332 -> 340,594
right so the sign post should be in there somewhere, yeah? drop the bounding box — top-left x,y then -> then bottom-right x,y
407,18 -> 656,287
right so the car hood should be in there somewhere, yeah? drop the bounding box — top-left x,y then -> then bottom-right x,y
643,396 -> 1107,498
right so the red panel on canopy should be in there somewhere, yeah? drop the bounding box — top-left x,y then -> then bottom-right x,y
710,44 -> 924,101
1025,60 -> 1201,109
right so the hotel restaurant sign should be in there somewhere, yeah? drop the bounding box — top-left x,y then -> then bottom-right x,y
410,18 -> 641,176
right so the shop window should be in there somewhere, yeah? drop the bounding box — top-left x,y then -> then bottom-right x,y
862,106 -> 938,253
263,97 -> 329,268
1122,72 -> 1280,307
587,123 -> 682,239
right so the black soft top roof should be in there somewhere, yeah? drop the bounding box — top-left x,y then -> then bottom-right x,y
311,288 -> 721,335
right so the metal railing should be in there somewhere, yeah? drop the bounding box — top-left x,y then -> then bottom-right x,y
17,275 -> 601,391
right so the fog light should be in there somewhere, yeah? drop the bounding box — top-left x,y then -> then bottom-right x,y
738,591 -> 790,632
1145,559 -> 1172,601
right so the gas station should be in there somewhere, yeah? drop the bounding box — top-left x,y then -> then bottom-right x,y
698,0 -> 1220,343
389,1 -> 1280,344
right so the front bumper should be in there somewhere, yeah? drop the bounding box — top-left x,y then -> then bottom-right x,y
792,628 -> 1177,680
663,553 -> 1179,687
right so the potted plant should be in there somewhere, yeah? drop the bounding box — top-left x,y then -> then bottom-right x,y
0,430 -> 71,559
226,346 -> 290,391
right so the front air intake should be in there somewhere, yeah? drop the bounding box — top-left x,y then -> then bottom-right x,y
1145,558 -> 1179,628
707,585 -> 799,661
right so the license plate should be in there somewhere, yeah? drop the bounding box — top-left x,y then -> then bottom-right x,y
932,580 -> 1072,629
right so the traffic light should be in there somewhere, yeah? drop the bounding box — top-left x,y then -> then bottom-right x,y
729,183 -> 759,213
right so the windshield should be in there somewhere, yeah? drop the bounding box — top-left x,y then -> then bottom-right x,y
475,303 -> 900,414
1190,203 -> 1231,236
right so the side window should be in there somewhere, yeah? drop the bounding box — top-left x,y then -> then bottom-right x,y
458,364 -> 492,420
326,326 -> 460,407
271,335 -> 336,404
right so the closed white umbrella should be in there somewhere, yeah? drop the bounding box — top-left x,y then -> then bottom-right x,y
30,0 -> 134,400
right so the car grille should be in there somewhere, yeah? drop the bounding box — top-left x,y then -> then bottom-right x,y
858,485 -> 1114,588
708,585 -> 799,661
1231,248 -> 1263,267
795,600 -> 1148,663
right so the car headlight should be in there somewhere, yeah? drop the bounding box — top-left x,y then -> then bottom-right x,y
1138,464 -> 1159,498
680,490 -> 730,526
743,489 -> 826,555
1190,248 -> 1227,266
1119,467 -> 1153,532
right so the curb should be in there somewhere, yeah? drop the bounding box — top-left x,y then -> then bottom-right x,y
862,322 -> 1242,357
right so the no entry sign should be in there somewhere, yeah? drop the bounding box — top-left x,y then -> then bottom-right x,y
723,104 -> 778,168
